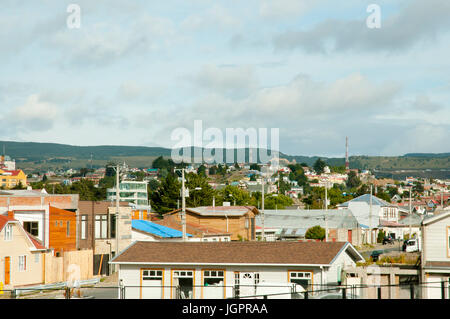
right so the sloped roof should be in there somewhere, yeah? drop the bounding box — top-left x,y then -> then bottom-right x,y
111,241 -> 360,265
0,215 -> 45,250
338,194 -> 396,208
132,219 -> 193,238
255,209 -> 359,230
0,214 -> 15,232
168,206 -> 258,217
154,215 -> 231,236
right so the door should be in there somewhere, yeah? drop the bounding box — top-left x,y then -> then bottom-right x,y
239,272 -> 256,297
141,270 -> 163,299
4,257 -> 10,285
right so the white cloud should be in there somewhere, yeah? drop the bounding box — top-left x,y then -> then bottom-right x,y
194,64 -> 258,98
7,94 -> 61,132
274,0 -> 450,53
181,5 -> 241,32
259,0 -> 319,19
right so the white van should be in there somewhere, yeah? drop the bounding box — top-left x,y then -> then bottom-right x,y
405,238 -> 421,252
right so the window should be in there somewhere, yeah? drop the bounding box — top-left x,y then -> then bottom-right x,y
95,215 -> 107,239
448,227 -> 450,257
59,221 -> 63,227
110,214 -> 116,239
142,270 -> 163,280
35,254 -> 40,263
289,271 -> 312,290
173,270 -> 193,278
234,272 -> 240,297
19,255 -> 27,271
23,221 -> 39,237
4,224 -> 12,241
203,270 -> 224,286
66,221 -> 70,237
81,215 -> 87,240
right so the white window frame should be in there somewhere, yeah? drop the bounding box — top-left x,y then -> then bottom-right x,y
289,271 -> 313,290
95,215 -> 108,239
4,224 -> 12,241
19,255 -> 27,272
81,215 -> 87,240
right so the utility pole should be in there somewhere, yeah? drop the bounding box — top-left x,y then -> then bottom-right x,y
115,164 -> 120,262
369,184 -> 373,244
409,186 -> 412,239
325,183 -> 328,242
181,168 -> 186,241
261,175 -> 265,241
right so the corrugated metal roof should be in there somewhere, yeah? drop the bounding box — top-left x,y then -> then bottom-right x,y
132,220 -> 193,238
338,194 -> 395,208
255,209 -> 359,230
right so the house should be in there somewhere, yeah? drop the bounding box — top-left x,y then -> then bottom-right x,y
0,169 -> 27,189
254,209 -> 363,246
0,189 -> 79,211
337,194 -> 401,244
1,205 -> 76,256
420,209 -> 450,299
106,180 -> 150,208
131,219 -> 194,241
110,241 -> 364,299
0,215 -> 48,289
153,214 -> 232,242
77,200 -> 132,276
164,206 -> 259,241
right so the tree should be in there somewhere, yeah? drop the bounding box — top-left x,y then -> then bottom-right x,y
413,181 -> 424,194
150,173 -> 181,215
313,158 -> 327,174
249,163 -> 260,171
346,171 -> 361,189
375,190 -> 391,203
208,165 -> 217,175
185,173 -> 214,207
42,174 -> 48,182
197,165 -> 207,177
305,225 -> 325,241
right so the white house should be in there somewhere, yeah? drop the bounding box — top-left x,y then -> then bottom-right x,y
337,194 -> 400,243
110,241 -> 364,299
420,209 -> 450,299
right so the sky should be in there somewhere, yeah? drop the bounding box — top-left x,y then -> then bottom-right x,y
0,0 -> 449,158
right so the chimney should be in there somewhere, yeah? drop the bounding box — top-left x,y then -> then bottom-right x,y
7,211 -> 14,219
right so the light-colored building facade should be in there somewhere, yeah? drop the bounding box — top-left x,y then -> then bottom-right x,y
110,241 -> 364,299
0,215 -> 47,289
107,180 -> 149,207
420,210 -> 450,299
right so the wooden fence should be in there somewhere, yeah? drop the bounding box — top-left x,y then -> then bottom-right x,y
43,250 -> 94,284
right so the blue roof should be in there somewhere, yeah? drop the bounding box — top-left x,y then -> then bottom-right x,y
132,220 -> 193,238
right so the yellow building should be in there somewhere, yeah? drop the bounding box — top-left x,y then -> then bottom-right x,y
0,169 -> 27,189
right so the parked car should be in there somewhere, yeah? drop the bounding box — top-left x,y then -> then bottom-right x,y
405,238 -> 420,252
382,236 -> 394,245
370,250 -> 383,262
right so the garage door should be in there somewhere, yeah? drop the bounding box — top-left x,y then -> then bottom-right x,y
141,270 -> 163,299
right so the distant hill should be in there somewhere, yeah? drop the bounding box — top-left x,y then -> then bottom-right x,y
1,141 -> 449,178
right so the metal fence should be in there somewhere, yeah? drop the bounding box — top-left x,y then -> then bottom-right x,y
2,280 -> 449,299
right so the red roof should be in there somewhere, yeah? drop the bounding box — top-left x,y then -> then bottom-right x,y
0,214 -> 16,232
26,233 -> 45,250
0,169 -> 22,176
0,215 -> 45,250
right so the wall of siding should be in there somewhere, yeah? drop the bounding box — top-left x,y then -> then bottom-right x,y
424,217 -> 450,261
0,224 -> 44,288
